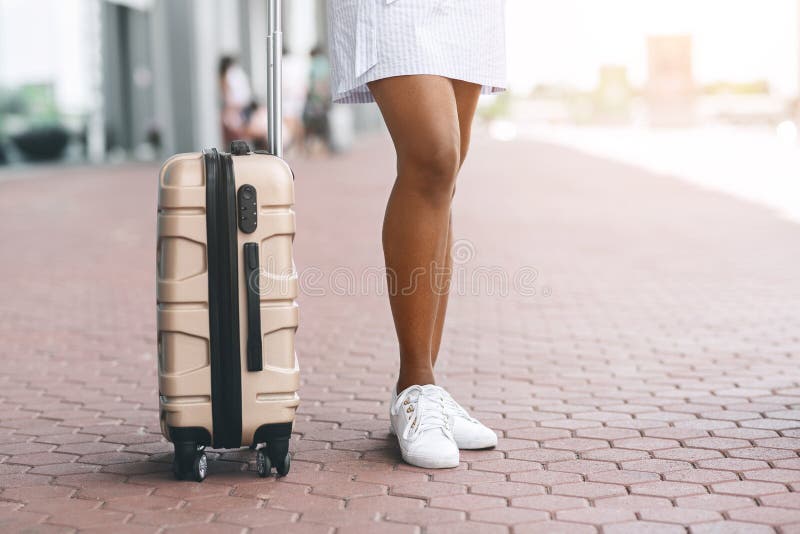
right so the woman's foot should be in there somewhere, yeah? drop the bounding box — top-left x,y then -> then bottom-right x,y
438,387 -> 498,449
389,384 -> 460,468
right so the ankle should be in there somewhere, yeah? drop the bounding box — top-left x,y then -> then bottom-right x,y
396,367 -> 436,393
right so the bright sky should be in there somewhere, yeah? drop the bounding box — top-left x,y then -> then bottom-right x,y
506,0 -> 800,96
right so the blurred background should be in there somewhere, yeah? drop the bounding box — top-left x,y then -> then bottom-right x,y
1,0 -> 800,218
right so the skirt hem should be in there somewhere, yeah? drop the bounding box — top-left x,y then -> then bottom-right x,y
332,69 -> 507,104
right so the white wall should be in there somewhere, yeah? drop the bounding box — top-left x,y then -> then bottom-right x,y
0,0 -> 96,115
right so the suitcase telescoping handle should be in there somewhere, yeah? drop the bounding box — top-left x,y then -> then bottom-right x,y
266,0 -> 282,158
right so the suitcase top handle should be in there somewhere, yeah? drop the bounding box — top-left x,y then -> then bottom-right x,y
267,0 -> 282,159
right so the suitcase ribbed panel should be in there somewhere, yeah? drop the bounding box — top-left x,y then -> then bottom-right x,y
232,154 -> 300,446
157,154 -> 213,441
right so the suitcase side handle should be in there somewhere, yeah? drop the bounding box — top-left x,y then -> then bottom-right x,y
244,242 -> 263,372
266,0 -> 282,158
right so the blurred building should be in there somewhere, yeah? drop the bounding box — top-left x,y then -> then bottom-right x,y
593,65 -> 633,124
0,0 -> 377,165
646,34 -> 695,127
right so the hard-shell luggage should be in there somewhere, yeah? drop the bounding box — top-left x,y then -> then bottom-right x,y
156,0 -> 298,481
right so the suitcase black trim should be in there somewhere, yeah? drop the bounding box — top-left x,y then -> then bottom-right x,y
168,426 -> 212,446
253,422 -> 293,444
205,148 -> 243,449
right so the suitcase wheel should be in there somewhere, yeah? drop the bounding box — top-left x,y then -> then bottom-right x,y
256,449 -> 271,477
173,442 -> 207,482
267,440 -> 291,477
192,452 -> 208,482
254,439 -> 291,477
274,451 -> 291,477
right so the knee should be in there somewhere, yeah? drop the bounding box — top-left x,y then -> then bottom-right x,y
399,141 -> 460,204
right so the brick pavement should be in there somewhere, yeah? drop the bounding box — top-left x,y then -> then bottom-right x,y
0,132 -> 799,533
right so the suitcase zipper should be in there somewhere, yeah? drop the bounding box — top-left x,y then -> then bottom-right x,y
204,148 -> 243,449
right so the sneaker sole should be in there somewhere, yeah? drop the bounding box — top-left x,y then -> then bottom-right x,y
401,450 -> 460,469
456,437 -> 498,450
391,424 -> 459,468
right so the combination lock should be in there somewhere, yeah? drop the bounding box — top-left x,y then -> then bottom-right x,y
237,184 -> 257,233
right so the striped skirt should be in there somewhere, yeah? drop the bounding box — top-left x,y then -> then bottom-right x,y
326,0 -> 507,104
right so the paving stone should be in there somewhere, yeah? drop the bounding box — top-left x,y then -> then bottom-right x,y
759,492 -> 800,508
103,494 -> 183,512
612,437 -> 680,451
728,447 -> 797,461
654,447 -> 723,462
332,522 -> 419,534
587,470 -> 659,485
711,480 -> 788,497
0,509 -> 49,530
630,481 -> 708,498
507,449 -> 576,463
593,495 -> 673,511
384,507 -> 464,525
470,481 -> 546,498
470,459 -> 542,474
580,448 -> 649,462
604,521 -> 685,534
755,437 -> 800,450
268,493 -> 344,512
689,521 -> 776,534
311,480 -> 386,499
513,494 -> 589,511
514,520 -> 597,534
664,469 -> 739,484
509,470 -> 583,486
433,470 -> 506,485
426,522 -> 509,534
551,482 -> 627,499
391,481 -> 466,499
0,473 -> 53,488
215,508 -> 298,527
638,507 -> 721,525
45,508 -> 131,529
6,452 -> 78,466
542,438 -> 610,452
684,438 -> 752,451
469,507 -> 549,525
168,523 -> 245,534
547,460 -> 618,475
741,471 -> 798,489
674,494 -> 756,511
620,459 -> 693,474
429,494 -> 506,511
555,507 -> 635,525
696,458 -> 770,472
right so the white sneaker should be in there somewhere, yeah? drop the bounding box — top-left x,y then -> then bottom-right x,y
438,387 -> 498,449
389,384 -> 460,469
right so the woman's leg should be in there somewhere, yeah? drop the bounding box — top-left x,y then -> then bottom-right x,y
367,75 -> 461,393
430,80 -> 483,367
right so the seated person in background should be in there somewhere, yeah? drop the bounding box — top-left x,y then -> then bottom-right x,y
219,56 -> 268,149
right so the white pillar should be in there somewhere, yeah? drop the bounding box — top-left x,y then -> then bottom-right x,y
86,0 -> 106,163
192,0 -> 223,150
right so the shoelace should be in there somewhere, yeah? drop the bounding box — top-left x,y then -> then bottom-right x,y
392,385 -> 453,441
436,387 -> 476,422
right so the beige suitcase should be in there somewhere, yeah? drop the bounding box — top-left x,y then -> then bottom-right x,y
156,1 -> 298,481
